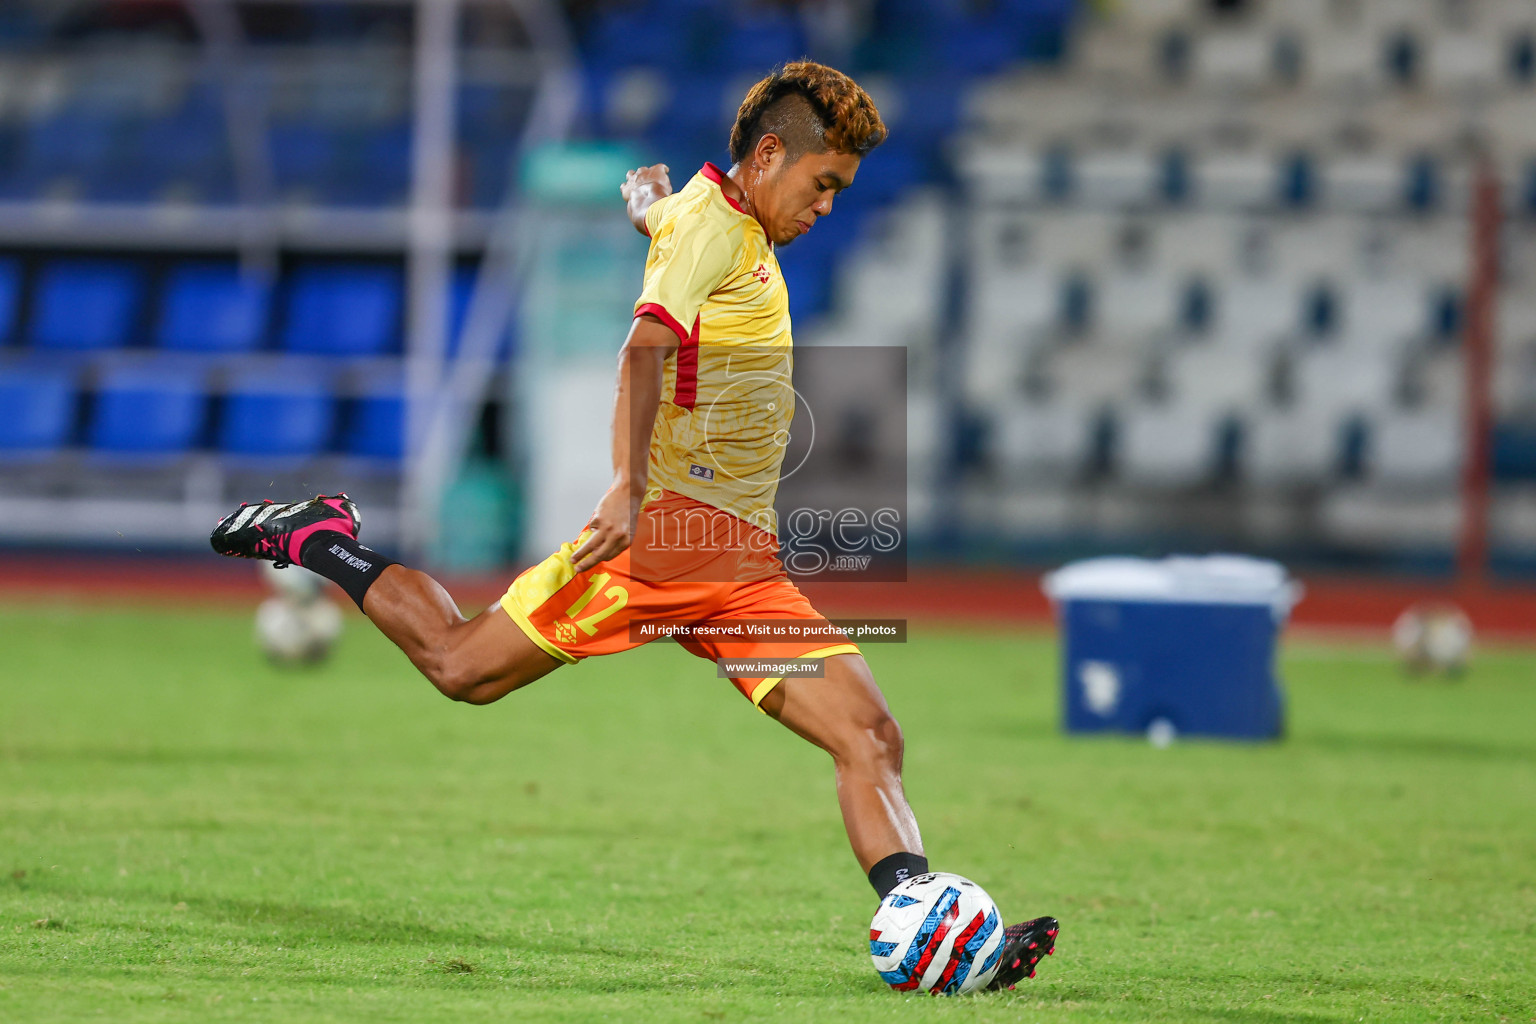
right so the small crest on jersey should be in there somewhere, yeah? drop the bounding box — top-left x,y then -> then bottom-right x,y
751,263 -> 771,284
688,463 -> 715,482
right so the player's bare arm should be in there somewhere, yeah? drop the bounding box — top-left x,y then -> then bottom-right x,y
621,164 -> 671,236
570,314 -> 678,572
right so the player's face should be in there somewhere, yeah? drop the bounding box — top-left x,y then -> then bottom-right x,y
762,150 -> 861,247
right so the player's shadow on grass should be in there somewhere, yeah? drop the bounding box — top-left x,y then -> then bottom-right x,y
135,893 -> 797,991
10,879 -> 873,994
1297,731 -> 1533,764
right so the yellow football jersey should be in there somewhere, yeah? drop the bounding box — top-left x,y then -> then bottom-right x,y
633,162 -> 793,536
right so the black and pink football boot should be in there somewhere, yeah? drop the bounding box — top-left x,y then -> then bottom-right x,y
209,494 -> 360,569
985,916 -> 1059,991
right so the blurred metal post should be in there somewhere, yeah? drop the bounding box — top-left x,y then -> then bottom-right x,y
402,0 -> 461,559
1458,162 -> 1500,585
188,0 -> 278,279
408,0 -> 581,565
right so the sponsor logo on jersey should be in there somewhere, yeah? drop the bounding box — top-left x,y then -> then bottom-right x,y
689,464 -> 715,482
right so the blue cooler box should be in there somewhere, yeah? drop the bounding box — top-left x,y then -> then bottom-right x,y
1044,556 -> 1300,741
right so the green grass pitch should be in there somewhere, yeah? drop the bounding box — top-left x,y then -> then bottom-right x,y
0,602 -> 1532,1023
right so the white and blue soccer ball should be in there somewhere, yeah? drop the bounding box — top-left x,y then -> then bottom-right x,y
868,872 -> 1006,995
255,563 -> 342,665
255,595 -> 343,665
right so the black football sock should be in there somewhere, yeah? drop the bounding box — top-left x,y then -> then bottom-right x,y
869,852 -> 929,900
298,531 -> 397,610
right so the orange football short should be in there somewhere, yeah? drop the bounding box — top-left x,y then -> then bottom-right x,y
500,490 -> 859,707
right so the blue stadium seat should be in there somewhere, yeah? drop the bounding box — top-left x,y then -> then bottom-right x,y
281,264 -> 402,356
645,0 -> 720,22
360,124 -> 412,205
341,391 -> 404,460
576,67 -> 617,138
0,6 -> 41,42
939,15 -> 1026,75
460,83 -> 506,140
133,115 -> 233,203
1042,144 -> 1074,200
0,367 -> 74,456
475,83 -> 533,132
893,78 -> 963,155
1061,272 -> 1092,333
17,113 -> 119,198
846,139 -> 923,203
270,122 -> 337,198
0,256 -> 20,345
998,0 -> 1074,62
443,268 -> 517,360
711,8 -> 807,73
1405,154 -> 1440,211
156,264 -> 272,353
1162,148 -> 1193,204
647,129 -> 729,188
778,236 -> 840,322
219,376 -> 336,458
1494,423 -> 1536,481
1520,161 -> 1536,215
646,75 -> 733,172
326,124 -> 411,206
865,0 -> 963,38
88,364 -> 207,457
776,200 -> 867,322
29,259 -> 144,350
1278,151 -> 1318,207
1180,278 -> 1213,333
856,0 -> 971,73
0,122 -> 21,199
585,9 -> 687,72
466,137 -> 517,208
84,116 -> 166,203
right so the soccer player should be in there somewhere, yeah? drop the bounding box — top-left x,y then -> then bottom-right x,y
210,61 -> 1056,990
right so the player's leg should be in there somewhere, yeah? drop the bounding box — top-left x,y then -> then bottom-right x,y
757,650 -> 1059,990
358,495 -> 714,702
210,493 -> 560,704
360,566 -> 561,704
757,653 -> 926,886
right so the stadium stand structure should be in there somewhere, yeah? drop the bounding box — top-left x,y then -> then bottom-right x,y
0,1 -> 551,548
948,0 -> 1536,570
0,0 -> 1076,554
3,0 -> 1531,575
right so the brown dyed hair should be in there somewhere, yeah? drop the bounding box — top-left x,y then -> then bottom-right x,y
728,60 -> 887,165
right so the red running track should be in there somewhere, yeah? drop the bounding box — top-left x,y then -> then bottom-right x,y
2,553 -> 1534,641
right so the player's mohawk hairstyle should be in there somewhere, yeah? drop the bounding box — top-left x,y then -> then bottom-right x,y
729,60 -> 886,165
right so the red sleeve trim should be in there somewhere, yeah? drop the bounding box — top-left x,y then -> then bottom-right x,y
633,302 -> 700,411
634,302 -> 688,343
701,162 -> 746,215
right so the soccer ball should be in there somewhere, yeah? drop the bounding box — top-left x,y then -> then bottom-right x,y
259,559 -> 325,603
1392,602 -> 1472,676
255,595 -> 343,665
255,562 -> 343,665
868,872 -> 1006,995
